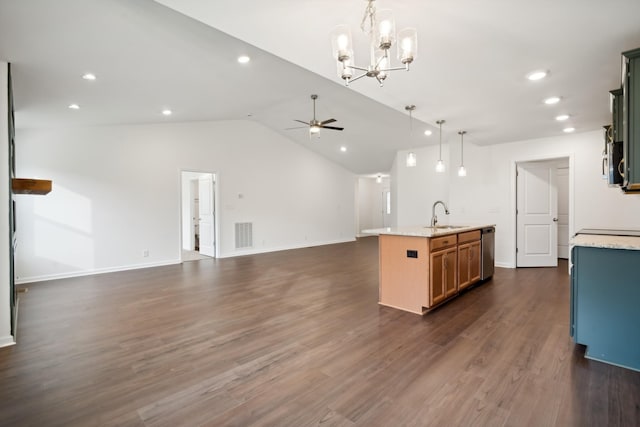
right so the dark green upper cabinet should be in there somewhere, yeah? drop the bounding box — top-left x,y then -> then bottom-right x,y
622,48 -> 640,192
611,88 -> 623,142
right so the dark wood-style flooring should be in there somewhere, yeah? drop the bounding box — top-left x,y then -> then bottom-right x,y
1,236 -> 639,426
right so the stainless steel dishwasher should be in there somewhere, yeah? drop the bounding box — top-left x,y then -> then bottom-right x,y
481,227 -> 495,280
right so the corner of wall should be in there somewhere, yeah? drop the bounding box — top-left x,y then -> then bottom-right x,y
0,61 -> 12,343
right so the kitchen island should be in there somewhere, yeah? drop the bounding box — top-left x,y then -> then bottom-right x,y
363,224 -> 495,315
571,232 -> 640,371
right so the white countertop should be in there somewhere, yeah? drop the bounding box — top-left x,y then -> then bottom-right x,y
571,234 -> 640,251
361,224 -> 494,238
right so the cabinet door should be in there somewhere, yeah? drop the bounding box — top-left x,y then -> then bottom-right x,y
623,48 -> 640,191
570,248 -> 577,338
444,247 -> 457,298
431,248 -> 458,305
458,243 -> 471,290
469,241 -> 481,283
459,241 -> 481,291
430,251 -> 446,306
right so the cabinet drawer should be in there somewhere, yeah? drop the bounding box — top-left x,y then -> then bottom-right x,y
458,230 -> 480,244
430,235 -> 457,252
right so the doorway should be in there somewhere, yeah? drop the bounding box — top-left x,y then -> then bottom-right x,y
515,157 -> 571,267
356,176 -> 390,235
180,171 -> 217,261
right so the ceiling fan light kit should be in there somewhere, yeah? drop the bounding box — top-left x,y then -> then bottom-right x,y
287,94 -> 344,138
330,0 -> 417,86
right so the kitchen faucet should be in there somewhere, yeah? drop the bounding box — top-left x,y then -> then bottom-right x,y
431,200 -> 450,227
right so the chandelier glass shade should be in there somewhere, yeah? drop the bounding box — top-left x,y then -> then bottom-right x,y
330,0 -> 417,86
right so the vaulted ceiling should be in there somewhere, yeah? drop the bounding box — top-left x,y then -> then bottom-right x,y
2,0 -> 640,174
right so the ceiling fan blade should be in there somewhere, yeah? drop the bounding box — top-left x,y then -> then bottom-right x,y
293,119 -> 310,125
321,126 -> 344,131
285,126 -> 308,130
320,118 -> 336,125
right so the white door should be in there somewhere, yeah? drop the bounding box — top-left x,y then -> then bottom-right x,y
517,162 -> 558,267
198,175 -> 215,257
382,190 -> 392,227
557,166 -> 570,259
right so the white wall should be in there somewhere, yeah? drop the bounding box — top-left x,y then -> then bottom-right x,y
392,130 -> 640,267
356,176 -> 389,234
0,62 -> 13,346
15,120 -> 356,283
394,145 -> 450,227
447,130 -> 640,267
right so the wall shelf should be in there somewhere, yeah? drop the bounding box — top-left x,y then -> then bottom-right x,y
11,178 -> 52,195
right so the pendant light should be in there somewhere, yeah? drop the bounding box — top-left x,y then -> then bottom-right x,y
435,120 -> 445,172
458,131 -> 467,177
405,105 -> 417,167
406,152 -> 417,167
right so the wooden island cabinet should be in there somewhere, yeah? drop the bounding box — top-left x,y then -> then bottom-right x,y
372,225 -> 489,315
429,235 -> 458,306
457,230 -> 481,291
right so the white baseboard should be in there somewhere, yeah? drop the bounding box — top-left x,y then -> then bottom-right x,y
16,238 -> 359,283
356,233 -> 379,238
0,335 -> 15,348
495,262 -> 514,269
15,259 -> 182,285
218,237 -> 356,259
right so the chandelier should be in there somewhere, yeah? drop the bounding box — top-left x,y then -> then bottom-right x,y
330,0 -> 417,86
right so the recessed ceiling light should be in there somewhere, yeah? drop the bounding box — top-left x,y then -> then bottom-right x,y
424,130 -> 432,136
527,70 -> 548,81
563,127 -> 575,133
82,73 -> 96,81
68,104 -> 80,109
162,109 -> 172,116
340,146 -> 347,152
556,114 -> 570,121
237,55 -> 250,64
544,96 -> 561,105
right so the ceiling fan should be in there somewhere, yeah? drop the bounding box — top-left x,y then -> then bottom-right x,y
287,94 -> 344,136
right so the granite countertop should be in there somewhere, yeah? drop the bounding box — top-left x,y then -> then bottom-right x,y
571,234 -> 640,251
361,224 -> 494,238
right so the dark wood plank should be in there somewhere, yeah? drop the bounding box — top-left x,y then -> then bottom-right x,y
0,236 -> 639,426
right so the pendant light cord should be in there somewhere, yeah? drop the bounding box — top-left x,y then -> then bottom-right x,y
436,120 -> 445,160
460,132 -> 464,165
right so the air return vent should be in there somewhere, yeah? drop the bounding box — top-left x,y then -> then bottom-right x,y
235,222 -> 253,249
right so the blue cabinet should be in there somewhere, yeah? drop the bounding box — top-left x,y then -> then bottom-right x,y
571,245 -> 640,371
622,48 -> 640,192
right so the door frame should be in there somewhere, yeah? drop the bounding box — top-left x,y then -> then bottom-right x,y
510,154 -> 574,269
179,169 -> 219,260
